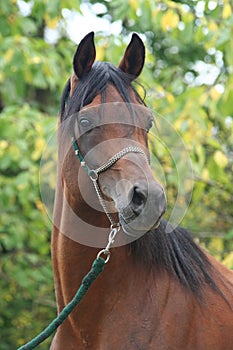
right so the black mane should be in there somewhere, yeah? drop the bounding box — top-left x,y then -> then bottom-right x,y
61,61 -> 144,121
130,219 -> 227,300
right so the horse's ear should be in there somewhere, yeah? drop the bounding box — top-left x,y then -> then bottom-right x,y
73,32 -> 96,79
118,33 -> 145,80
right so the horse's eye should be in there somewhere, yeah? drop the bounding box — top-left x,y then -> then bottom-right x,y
79,118 -> 91,128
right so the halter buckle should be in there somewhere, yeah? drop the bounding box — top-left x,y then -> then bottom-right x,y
110,223 -> 121,230
89,170 -> 98,181
97,249 -> 111,264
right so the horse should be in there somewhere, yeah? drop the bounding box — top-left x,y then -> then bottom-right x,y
51,32 -> 233,349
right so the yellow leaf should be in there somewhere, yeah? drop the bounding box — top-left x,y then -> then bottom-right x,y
96,47 -> 105,61
166,92 -> 175,103
213,150 -> 228,168
0,71 -> 4,82
128,0 -> 138,11
32,138 -> 46,160
161,10 -> 179,31
208,21 -> 218,32
222,3 -> 232,19
174,118 -> 182,130
43,65 -> 52,77
208,237 -> 224,254
13,35 -> 22,44
209,86 -> 221,101
35,199 -> 47,214
222,252 -> 233,269
4,48 -> 14,63
18,339 -> 26,346
202,168 -> 209,181
4,293 -> 13,302
24,69 -> 33,83
44,14 -> 59,29
35,123 -> 43,134
29,56 -> 42,64
0,140 -> 8,150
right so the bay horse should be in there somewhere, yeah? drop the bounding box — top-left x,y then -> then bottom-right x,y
51,32 -> 233,349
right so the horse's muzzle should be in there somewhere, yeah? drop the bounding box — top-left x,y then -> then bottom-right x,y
118,180 -> 166,237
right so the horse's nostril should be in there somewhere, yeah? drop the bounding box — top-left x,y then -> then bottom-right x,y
130,186 -> 147,216
132,187 -> 145,206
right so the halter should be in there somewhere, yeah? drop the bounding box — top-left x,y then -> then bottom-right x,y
72,136 -> 148,228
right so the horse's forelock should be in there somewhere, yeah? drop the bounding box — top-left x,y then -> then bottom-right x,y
60,61 -> 144,121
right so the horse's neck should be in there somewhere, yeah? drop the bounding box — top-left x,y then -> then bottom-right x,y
51,226 -> 233,349
51,227 -> 139,328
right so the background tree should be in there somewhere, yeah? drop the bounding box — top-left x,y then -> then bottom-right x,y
0,0 -> 232,348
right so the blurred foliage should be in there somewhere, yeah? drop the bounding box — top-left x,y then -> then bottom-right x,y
0,0 -> 79,348
0,106 -> 56,349
0,0 -> 233,348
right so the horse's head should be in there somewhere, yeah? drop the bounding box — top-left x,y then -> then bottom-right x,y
60,32 -> 166,239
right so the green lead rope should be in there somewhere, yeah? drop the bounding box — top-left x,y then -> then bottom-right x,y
18,257 -> 106,350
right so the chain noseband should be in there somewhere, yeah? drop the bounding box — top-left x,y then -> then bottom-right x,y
72,137 -> 148,228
